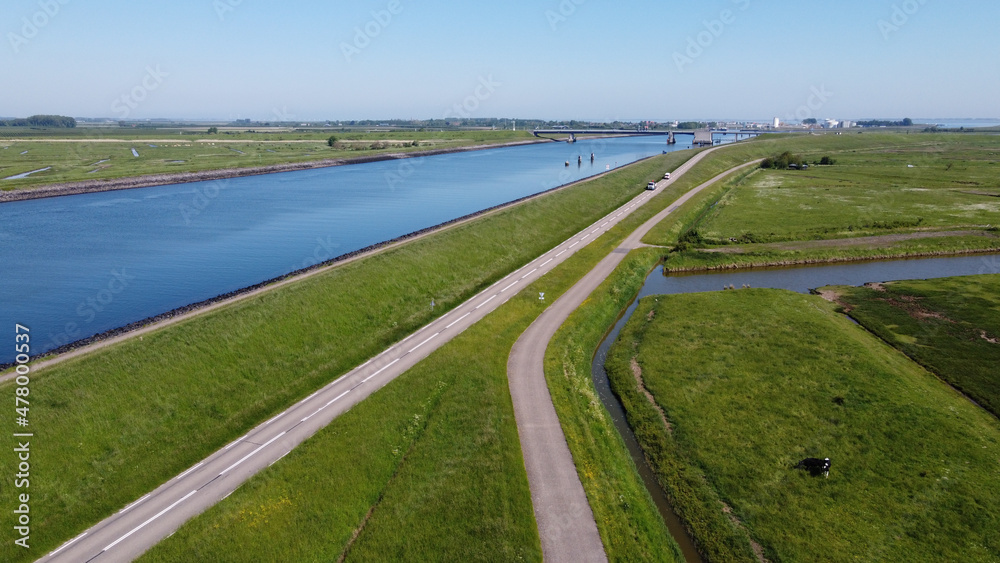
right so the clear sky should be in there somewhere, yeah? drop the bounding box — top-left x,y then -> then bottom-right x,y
2,0 -> 998,121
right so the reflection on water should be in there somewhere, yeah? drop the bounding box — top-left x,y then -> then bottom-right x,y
0,135 -> 701,361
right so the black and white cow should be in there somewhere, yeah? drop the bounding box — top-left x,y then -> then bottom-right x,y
796,457 -> 831,477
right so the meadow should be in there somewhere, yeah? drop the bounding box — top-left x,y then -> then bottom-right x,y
644,134 -> 1000,271
606,290 -> 1000,562
0,128 -> 534,190
825,273 -> 1000,418
0,146 -> 682,562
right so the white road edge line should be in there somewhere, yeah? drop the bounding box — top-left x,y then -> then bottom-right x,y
363,358 -> 400,383
103,490 -> 198,552
118,494 -> 151,514
475,294 -> 497,309
224,433 -> 250,450
47,531 -> 88,557
445,313 -> 471,330
269,451 -> 290,467
175,462 -> 204,481
220,431 -> 287,475
264,411 -> 287,426
408,333 -> 439,354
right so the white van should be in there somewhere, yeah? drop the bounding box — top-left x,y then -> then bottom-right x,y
646,182 -> 657,190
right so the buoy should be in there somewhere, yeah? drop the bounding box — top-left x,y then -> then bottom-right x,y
565,161 -> 570,166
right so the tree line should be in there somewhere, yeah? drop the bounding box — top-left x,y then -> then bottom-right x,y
0,115 -> 77,128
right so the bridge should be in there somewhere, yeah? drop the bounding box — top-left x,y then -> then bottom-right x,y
531,128 -> 764,145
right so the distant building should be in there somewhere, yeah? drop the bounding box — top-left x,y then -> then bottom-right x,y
773,117 -> 780,128
841,120 -> 853,128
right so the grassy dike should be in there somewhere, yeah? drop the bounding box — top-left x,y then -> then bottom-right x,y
0,148 -> 689,561
826,274 -> 1000,418
605,290 -> 1000,561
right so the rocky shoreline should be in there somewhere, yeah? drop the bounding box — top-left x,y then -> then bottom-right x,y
0,139 -> 549,203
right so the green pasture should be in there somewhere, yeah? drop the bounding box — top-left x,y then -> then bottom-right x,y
607,290 -> 1000,562
827,273 -> 1000,418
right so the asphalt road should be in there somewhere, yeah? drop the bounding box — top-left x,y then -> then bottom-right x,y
506,150 -> 762,562
40,164 -> 674,562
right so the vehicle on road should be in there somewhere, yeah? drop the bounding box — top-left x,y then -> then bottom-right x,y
663,172 -> 671,179
646,181 -> 657,190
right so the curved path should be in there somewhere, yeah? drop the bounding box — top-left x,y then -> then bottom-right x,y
507,150 -> 762,562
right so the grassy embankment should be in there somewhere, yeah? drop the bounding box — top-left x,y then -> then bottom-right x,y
642,134 -> 1000,270
825,273 -> 1000,418
605,290 -> 1000,561
0,148 -> 683,562
0,128 -> 535,191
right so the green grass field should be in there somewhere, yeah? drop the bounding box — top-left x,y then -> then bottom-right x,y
0,147 -> 683,562
825,273 -> 1000,418
0,128 -> 535,190
606,290 -> 1000,562
652,134 -> 1000,271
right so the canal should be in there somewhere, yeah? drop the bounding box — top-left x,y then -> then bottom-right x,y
1,135 -> 707,362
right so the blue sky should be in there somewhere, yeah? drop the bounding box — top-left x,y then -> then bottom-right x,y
2,0 -> 998,121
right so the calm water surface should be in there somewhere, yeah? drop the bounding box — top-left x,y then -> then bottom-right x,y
1,135 -> 704,361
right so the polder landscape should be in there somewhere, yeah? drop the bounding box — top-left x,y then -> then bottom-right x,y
2,124 -> 998,562
4,2 -> 1000,561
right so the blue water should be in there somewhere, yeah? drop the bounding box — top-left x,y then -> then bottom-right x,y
1,135 -> 704,361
